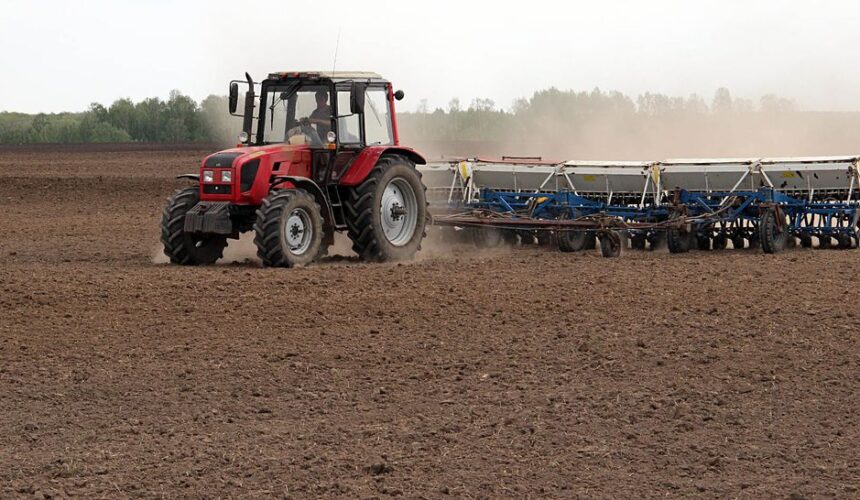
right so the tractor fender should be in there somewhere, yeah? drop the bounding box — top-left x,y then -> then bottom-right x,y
270,175 -> 335,231
339,146 -> 426,186
176,173 -> 200,181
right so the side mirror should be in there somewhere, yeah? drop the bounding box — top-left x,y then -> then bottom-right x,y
228,82 -> 239,114
350,82 -> 367,114
394,90 -> 405,101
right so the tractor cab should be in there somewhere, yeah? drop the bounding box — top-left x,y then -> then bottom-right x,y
230,71 -> 403,150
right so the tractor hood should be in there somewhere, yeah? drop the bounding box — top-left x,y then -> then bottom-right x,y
199,144 -> 314,203
202,144 -> 311,169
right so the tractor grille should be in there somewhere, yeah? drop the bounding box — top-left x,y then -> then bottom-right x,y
203,184 -> 232,195
204,153 -> 241,168
240,159 -> 260,192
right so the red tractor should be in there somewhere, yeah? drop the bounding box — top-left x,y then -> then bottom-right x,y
161,71 -> 428,267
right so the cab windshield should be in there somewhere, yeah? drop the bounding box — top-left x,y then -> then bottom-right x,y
259,84 -> 332,146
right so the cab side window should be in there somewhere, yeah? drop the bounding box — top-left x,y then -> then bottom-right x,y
364,88 -> 393,145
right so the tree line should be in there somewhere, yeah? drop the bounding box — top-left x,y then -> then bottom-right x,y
0,91 -> 234,144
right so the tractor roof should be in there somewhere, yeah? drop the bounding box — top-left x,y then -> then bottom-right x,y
268,71 -> 386,83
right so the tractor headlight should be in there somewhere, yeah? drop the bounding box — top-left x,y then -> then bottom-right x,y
203,170 -> 214,183
221,170 -> 232,183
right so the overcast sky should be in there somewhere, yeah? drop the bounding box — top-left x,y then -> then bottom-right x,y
2,0 -> 859,113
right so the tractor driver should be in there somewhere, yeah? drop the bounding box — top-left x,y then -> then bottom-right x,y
308,90 -> 332,140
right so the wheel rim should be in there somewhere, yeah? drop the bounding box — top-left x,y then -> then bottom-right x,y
284,208 -> 313,255
380,177 -> 418,246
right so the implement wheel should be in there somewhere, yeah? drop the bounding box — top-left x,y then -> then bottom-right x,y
254,189 -> 324,267
646,231 -> 665,250
558,230 -> 591,252
470,227 -> 503,248
667,228 -> 691,254
598,231 -> 622,258
713,234 -> 728,250
161,186 -> 227,265
759,209 -> 788,254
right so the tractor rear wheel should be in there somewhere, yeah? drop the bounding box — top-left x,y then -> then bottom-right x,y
344,156 -> 428,261
759,209 -> 788,254
161,186 -> 227,265
253,189 -> 324,267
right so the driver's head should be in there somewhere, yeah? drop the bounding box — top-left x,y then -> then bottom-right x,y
315,91 -> 328,107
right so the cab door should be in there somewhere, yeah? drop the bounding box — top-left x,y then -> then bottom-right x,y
328,86 -> 364,183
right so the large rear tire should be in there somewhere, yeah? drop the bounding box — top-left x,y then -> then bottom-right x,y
161,186 -> 227,265
344,156 -> 428,261
253,189 -> 324,268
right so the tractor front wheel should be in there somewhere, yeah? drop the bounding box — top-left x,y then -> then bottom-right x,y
161,186 -> 227,265
253,189 -> 324,268
345,156 -> 428,261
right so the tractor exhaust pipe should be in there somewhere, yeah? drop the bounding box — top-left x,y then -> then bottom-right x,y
242,72 -> 255,144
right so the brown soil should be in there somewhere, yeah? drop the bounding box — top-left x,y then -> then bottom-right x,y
1,145 -> 858,498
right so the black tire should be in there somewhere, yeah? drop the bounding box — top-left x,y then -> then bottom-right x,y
470,227 -> 503,248
800,235 -> 813,248
161,186 -> 227,265
253,189 -> 324,268
818,234 -> 832,249
713,234 -> 728,250
598,232 -> 622,258
502,230 -> 520,245
558,230 -> 591,252
537,231 -> 555,246
696,233 -> 711,251
344,156 -> 428,261
837,233 -> 853,249
630,233 -> 647,250
667,227 -> 691,254
646,231 -> 665,250
759,209 -> 788,254
731,234 -> 745,250
747,233 -> 761,250
584,233 -> 597,250
518,231 -> 538,245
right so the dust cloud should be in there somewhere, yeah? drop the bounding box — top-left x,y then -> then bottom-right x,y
401,102 -> 860,162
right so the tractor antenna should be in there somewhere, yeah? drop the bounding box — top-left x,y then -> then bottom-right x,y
331,29 -> 341,76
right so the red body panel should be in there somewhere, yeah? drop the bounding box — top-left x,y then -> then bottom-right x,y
199,144 -> 312,205
338,146 -> 427,186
